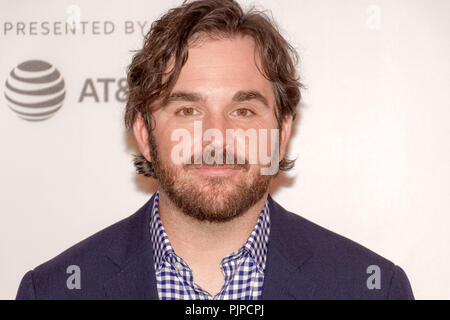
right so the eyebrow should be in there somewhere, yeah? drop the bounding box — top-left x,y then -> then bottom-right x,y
165,91 -> 204,104
232,90 -> 269,107
163,90 -> 270,108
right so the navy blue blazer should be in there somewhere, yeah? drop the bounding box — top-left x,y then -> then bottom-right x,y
16,193 -> 414,299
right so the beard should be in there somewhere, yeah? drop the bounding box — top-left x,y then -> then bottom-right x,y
148,132 -> 273,223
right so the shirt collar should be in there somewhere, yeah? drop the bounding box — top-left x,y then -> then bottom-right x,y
150,190 -> 270,274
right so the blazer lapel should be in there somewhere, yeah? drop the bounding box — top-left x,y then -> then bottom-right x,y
103,193 -> 159,300
262,194 -> 317,300
103,244 -> 159,300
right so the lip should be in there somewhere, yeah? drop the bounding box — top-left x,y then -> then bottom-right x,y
193,165 -> 239,176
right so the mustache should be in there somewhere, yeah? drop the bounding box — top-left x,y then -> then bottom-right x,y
183,147 -> 250,171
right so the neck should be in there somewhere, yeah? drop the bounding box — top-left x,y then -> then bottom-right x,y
157,188 -> 268,265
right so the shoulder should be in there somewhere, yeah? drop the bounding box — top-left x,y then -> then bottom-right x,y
268,196 -> 414,299
16,195 -> 154,300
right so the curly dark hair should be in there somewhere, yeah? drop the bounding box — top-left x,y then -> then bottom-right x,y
124,0 -> 303,178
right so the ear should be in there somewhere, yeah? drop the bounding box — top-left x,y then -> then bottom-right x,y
132,112 -> 152,162
278,115 -> 293,162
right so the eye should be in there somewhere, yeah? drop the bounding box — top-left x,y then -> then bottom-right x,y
232,108 -> 255,117
176,107 -> 199,116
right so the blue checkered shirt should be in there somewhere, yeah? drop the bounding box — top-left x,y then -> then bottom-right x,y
150,190 -> 271,300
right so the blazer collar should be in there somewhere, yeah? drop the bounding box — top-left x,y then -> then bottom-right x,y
103,192 -> 316,300
103,193 -> 159,300
261,194 -> 316,299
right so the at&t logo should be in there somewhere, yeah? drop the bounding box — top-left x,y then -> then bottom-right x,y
4,60 -> 66,121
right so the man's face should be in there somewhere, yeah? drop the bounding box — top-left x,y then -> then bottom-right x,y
135,35 -> 292,222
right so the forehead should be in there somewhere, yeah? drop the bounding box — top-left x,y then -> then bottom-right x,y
169,35 -> 274,100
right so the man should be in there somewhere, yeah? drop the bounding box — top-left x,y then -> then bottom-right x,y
17,0 -> 414,300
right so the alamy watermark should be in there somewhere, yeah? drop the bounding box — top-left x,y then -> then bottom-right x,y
66,265 -> 81,290
170,120 -> 280,176
366,265 -> 381,290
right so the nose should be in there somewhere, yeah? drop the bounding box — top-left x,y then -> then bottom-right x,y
201,112 -> 231,147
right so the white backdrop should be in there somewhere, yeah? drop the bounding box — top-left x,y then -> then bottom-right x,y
1,0 -> 449,299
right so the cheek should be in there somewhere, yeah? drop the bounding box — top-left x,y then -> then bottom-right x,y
253,116 -> 279,161
256,128 -> 280,162
152,123 -> 197,166
153,131 -> 180,162
151,112 -> 185,160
